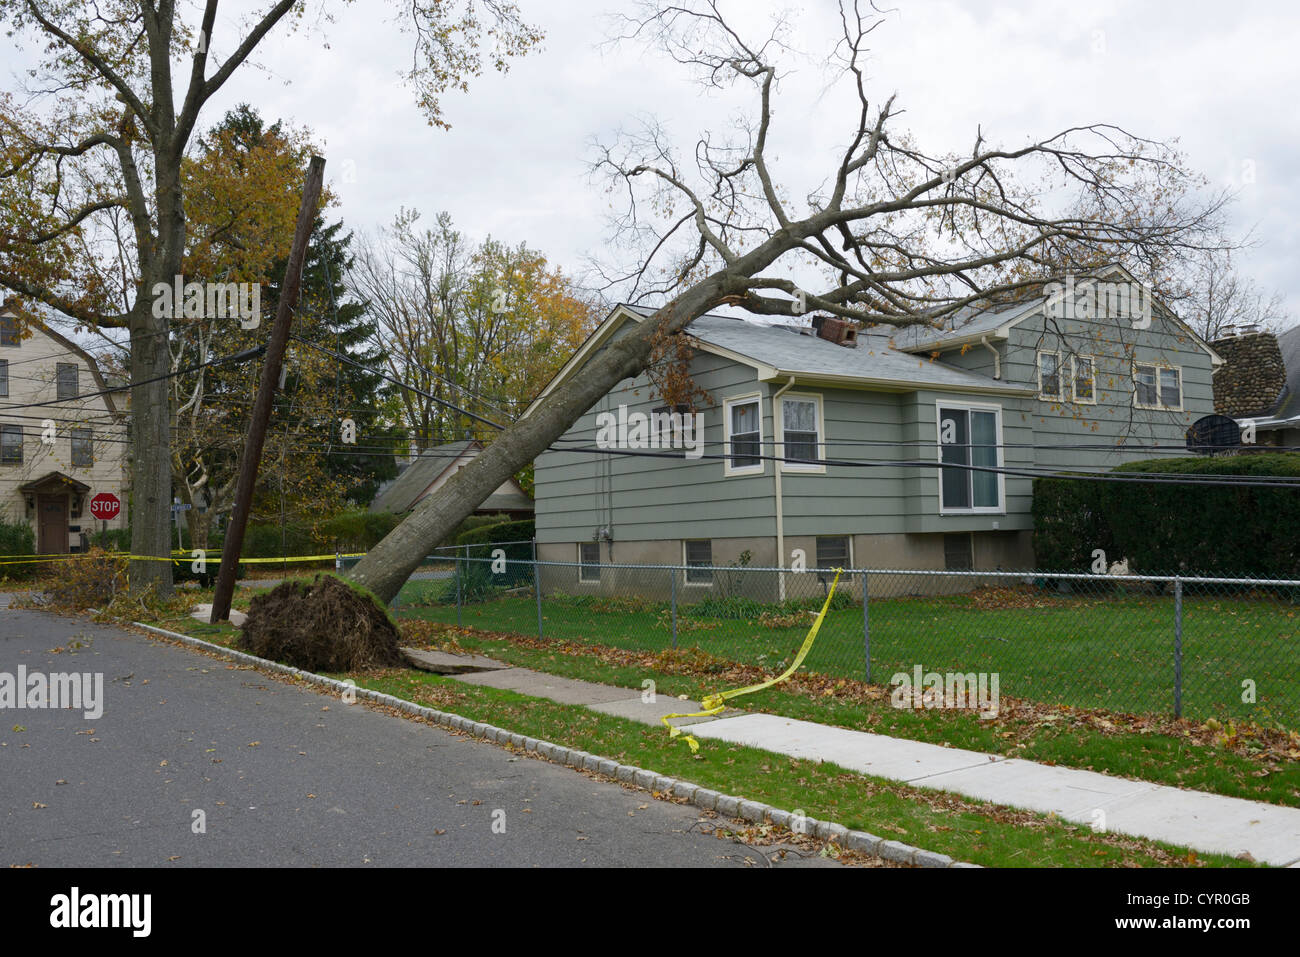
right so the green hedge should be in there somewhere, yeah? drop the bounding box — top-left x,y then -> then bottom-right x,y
1031,475 -> 1116,573
316,509 -> 400,552
449,518 -> 536,595
454,518 -> 535,549
0,516 -> 36,580
1033,453 -> 1300,578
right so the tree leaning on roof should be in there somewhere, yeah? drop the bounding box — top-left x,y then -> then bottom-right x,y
346,0 -> 1231,604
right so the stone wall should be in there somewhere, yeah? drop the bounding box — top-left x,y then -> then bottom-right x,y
1211,332 -> 1286,417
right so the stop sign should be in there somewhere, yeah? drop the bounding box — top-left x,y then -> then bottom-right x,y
89,493 -> 121,521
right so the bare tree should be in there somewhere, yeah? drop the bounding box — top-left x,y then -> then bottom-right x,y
1173,248 -> 1288,341
347,0 -> 1228,603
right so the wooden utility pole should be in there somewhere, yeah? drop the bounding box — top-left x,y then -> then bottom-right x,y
209,155 -> 325,623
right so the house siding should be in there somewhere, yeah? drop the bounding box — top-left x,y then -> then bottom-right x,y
0,318 -> 128,551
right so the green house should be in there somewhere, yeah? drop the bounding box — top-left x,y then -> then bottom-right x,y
530,265 -> 1221,590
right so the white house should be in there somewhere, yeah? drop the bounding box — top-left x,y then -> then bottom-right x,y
0,298 -> 128,553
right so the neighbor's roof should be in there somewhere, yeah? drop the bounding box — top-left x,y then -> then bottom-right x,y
1270,325 -> 1300,421
369,440 -> 478,514
369,439 -> 535,515
622,303 -> 1026,395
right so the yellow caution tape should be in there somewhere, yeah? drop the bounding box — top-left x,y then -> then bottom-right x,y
0,551 -> 366,567
661,567 -> 844,752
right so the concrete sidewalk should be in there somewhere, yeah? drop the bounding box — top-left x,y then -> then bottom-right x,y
440,658 -> 1300,867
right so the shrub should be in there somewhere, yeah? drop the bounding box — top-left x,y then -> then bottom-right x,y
454,519 -> 536,588
1031,475 -> 1116,573
317,509 -> 400,552
1032,453 -> 1300,578
0,516 -> 36,580
87,527 -> 131,552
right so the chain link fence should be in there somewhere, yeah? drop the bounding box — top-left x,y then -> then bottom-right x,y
379,542 -> 1300,732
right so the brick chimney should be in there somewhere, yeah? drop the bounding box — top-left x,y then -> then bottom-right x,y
1211,329 -> 1286,417
810,314 -> 859,348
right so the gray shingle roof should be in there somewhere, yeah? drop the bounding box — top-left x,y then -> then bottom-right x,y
623,304 -> 1022,394
369,440 -> 476,514
1271,324 -> 1300,420
885,302 -> 1029,351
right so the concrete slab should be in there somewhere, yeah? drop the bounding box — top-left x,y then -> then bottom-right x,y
1077,782 -> 1300,867
679,713 -> 1003,780
191,603 -> 246,627
453,667 -> 637,705
590,695 -> 736,727
915,758 -> 1156,817
401,647 -> 510,674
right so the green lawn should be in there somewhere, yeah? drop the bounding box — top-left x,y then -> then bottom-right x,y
403,584 -> 1300,730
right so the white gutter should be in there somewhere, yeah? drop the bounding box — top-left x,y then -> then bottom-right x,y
980,336 -> 1002,380
772,376 -> 796,601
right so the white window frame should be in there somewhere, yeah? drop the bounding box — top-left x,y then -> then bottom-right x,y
1036,350 -> 1063,401
778,392 -> 826,473
935,400 -> 1006,516
723,393 -> 764,476
683,539 -> 714,587
577,542 -> 601,583
1132,361 -> 1183,412
1071,355 -> 1097,405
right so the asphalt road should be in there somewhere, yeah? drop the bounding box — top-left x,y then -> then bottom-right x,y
0,604 -> 834,868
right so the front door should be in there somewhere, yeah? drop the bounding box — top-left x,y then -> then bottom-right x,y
37,494 -> 68,554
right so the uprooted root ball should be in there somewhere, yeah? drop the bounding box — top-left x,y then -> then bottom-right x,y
238,574 -> 403,672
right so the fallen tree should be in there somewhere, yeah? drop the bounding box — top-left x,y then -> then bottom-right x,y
347,0 -> 1229,604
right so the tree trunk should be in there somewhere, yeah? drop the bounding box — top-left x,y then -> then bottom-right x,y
128,301 -> 174,595
347,276 -> 731,602
129,150 -> 184,596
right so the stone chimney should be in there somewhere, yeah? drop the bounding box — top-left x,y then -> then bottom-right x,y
1211,329 -> 1286,417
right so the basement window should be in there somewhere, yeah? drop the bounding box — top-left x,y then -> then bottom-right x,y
816,536 -> 850,570
944,533 -> 973,571
578,542 -> 601,583
684,539 -> 713,586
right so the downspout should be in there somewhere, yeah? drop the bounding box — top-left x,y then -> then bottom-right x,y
773,376 -> 796,601
980,336 -> 1002,379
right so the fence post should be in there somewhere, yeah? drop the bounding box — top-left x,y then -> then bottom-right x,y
1173,575 -> 1183,719
455,545 -> 463,628
670,565 -> 678,650
861,569 -> 871,683
532,538 -> 544,639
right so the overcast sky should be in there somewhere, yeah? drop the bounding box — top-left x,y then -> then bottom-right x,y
23,0 -> 1300,322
